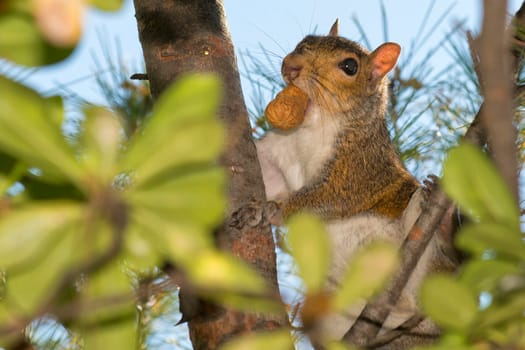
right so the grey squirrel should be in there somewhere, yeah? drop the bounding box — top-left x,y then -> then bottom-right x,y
255,21 -> 457,347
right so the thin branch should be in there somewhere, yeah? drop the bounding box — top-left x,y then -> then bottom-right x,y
478,0 -> 518,203
343,189 -> 451,346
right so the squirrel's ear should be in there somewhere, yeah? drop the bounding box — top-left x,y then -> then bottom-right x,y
369,42 -> 401,79
328,19 -> 339,36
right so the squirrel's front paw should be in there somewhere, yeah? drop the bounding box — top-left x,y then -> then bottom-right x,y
229,201 -> 282,229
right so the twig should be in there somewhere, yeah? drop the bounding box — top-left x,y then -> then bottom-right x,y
343,189 -> 451,346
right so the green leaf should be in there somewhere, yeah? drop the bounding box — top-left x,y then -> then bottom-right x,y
129,206 -> 214,264
80,315 -> 137,350
442,143 -> 520,229
455,223 -> 525,260
187,251 -> 267,295
120,74 -> 223,187
333,242 -> 399,311
70,241 -> 136,350
478,293 -> 525,330
420,274 -> 478,332
77,261 -> 135,326
0,202 -> 83,269
79,107 -> 122,182
122,225 -> 162,272
460,260 -> 519,293
1,222 -> 78,315
287,213 -> 330,292
219,330 -> 293,350
0,13 -> 74,66
215,293 -> 282,314
91,0 -> 124,11
126,167 -> 225,230
0,77 -> 83,185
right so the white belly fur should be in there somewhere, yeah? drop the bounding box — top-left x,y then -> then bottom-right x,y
319,188 -> 435,340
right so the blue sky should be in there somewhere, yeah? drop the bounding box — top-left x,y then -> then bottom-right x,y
4,0 -> 522,110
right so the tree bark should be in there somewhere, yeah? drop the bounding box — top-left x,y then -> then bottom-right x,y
478,0 -> 519,204
132,1 -> 287,348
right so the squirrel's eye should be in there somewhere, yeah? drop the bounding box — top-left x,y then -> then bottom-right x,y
339,58 -> 358,76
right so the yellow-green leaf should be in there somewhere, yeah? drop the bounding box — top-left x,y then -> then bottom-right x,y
90,0 -> 124,11
80,315 -> 137,350
0,77 -> 83,184
187,251 -> 267,294
334,242 -> 399,311
129,206 -> 214,264
442,143 -> 520,229
126,167 -> 225,229
460,259 -> 519,294
287,213 -> 330,292
120,74 -> 223,187
455,223 -> 525,260
2,224 -> 78,315
420,274 -> 477,332
0,13 -> 74,66
79,107 -> 122,182
0,202 -> 83,269
220,330 -> 293,350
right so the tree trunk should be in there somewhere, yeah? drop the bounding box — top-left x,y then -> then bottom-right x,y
132,1 -> 287,348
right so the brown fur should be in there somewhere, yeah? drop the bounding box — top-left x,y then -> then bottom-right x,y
280,35 -> 419,221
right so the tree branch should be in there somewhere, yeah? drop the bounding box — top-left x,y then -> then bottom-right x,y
478,0 -> 518,203
132,1 -> 287,348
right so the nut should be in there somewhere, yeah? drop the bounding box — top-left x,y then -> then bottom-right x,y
265,85 -> 309,130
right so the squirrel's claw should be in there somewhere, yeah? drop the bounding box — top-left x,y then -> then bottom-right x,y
229,201 -> 282,229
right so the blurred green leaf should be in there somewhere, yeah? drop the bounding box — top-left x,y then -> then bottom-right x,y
2,223 -> 78,315
0,151 -> 17,175
80,315 -> 137,350
420,274 -> 477,332
455,223 -> 525,260
0,202 -> 83,269
1,0 -> 32,14
80,107 -> 122,182
122,225 -> 162,271
187,251 -> 267,295
91,0 -> 124,11
219,330 -> 293,350
126,167 -> 225,230
70,258 -> 136,350
460,260 -> 520,293
23,176 -> 84,200
216,293 -> 282,314
76,261 -> 135,328
442,143 -> 520,229
0,77 -> 83,185
333,242 -> 399,311
130,206 -> 214,265
0,13 -> 73,66
120,74 -> 223,187
478,293 -> 525,331
287,213 -> 330,292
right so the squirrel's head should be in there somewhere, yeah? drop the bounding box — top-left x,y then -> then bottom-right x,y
282,20 -> 400,117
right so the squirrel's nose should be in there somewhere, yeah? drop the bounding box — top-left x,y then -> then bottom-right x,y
282,55 -> 303,84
